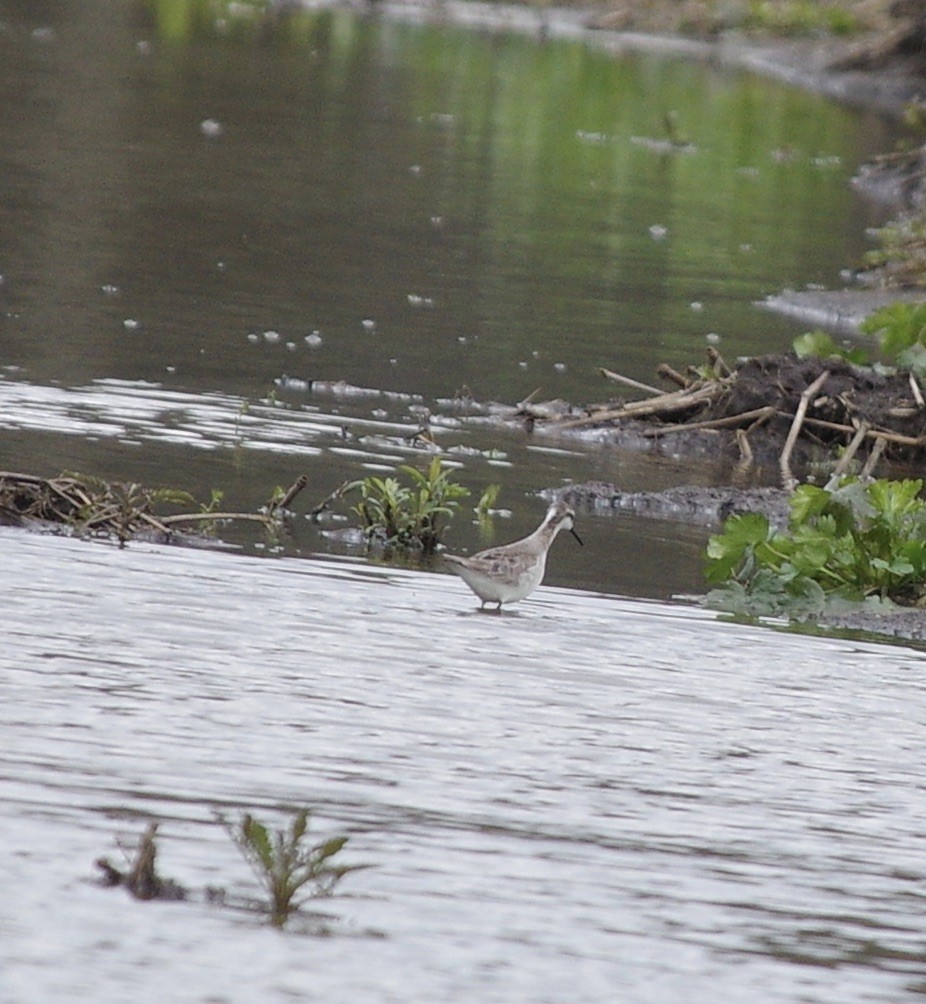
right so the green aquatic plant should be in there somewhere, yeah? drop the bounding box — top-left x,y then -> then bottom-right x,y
791,330 -> 869,366
793,302 -> 926,374
861,301 -> 926,374
221,809 -> 364,928
350,457 -> 471,553
475,482 -> 501,519
706,476 -> 926,618
864,214 -> 926,288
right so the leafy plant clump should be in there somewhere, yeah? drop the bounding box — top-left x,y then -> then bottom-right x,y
706,476 -> 926,619
793,301 -> 926,375
864,213 -> 926,288
222,809 -> 365,928
350,457 -> 495,553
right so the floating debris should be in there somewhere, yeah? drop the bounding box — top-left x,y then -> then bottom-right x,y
96,823 -> 187,902
0,470 -> 293,546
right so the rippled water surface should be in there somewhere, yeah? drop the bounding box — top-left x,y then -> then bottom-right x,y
4,528 -> 926,1003
3,2 -> 925,1000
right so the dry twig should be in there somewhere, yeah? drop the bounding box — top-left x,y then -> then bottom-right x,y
779,370 -> 830,491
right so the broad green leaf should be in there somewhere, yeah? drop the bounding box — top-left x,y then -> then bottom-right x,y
705,512 -> 771,584
792,330 -> 868,365
789,484 -> 835,526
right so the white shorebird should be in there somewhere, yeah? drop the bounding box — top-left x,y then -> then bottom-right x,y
443,500 -> 583,612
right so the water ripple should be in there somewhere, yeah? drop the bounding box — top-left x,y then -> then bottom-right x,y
3,528 -> 926,1002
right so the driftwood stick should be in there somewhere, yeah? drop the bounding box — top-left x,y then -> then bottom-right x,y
599,368 -> 663,396
308,479 -> 356,521
795,414 -> 926,447
157,512 -> 274,526
735,427 -> 753,464
0,471 -> 48,485
138,511 -> 172,535
516,387 -> 543,409
860,436 -> 888,479
832,421 -> 871,477
706,345 -> 731,378
550,383 -> 715,430
656,363 -> 689,389
640,406 -> 775,438
268,474 -> 308,514
779,370 -> 830,491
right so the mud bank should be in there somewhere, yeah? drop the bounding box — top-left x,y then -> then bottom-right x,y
372,0 -> 926,117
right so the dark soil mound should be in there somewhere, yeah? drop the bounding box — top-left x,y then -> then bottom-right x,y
529,351 -> 926,484
719,354 -> 926,441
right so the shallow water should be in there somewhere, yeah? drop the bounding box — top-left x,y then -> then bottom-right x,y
4,527 -> 926,1003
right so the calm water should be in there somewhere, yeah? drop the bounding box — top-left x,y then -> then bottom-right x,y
2,2 -> 924,1001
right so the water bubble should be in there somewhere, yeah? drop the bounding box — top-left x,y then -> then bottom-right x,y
263,330 -> 281,343
200,118 -> 223,138
275,375 -> 309,392
304,331 -> 323,347
576,130 -> 609,144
